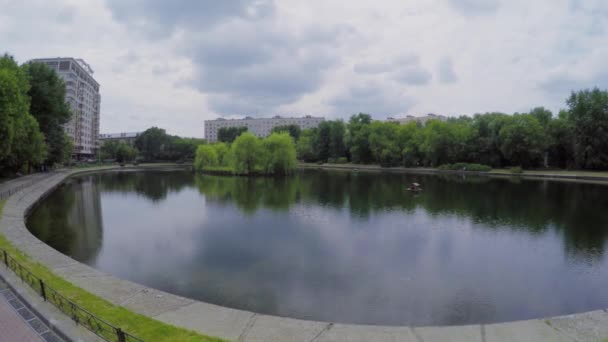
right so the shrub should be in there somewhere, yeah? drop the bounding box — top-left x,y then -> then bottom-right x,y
438,163 -> 492,172
509,166 -> 523,174
194,145 -> 218,171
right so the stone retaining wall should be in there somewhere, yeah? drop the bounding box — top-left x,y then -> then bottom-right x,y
1,167 -> 608,341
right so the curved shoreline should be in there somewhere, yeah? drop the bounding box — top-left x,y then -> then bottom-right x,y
2,166 -> 608,341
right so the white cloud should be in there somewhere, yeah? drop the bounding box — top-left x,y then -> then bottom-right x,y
2,0 -> 608,137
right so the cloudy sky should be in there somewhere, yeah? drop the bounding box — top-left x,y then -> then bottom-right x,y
2,0 -> 608,137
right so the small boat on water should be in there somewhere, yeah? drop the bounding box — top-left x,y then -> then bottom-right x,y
406,182 -> 422,192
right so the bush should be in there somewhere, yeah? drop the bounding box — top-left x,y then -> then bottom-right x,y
509,166 -> 523,174
194,145 -> 218,171
337,157 -> 348,164
438,163 -> 492,172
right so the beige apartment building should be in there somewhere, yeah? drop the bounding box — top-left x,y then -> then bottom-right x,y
30,57 -> 101,159
204,115 -> 324,142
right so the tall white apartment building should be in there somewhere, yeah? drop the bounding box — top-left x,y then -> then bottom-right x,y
30,57 -> 101,158
386,113 -> 447,125
204,115 -> 324,142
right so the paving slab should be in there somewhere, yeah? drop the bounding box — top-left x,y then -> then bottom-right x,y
413,324 -> 482,342
120,286 -> 195,317
315,323 -> 417,342
485,319 -> 575,342
155,301 -> 254,341
547,310 -> 608,342
240,314 -> 329,342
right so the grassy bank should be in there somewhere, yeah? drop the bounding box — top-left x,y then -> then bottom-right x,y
0,200 -> 224,342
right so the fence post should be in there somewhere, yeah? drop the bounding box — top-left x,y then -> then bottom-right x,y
3,250 -> 7,267
116,328 -> 126,342
39,279 -> 46,301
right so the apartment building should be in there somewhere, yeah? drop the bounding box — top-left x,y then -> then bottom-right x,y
30,57 -> 101,159
204,115 -> 324,142
386,113 -> 447,125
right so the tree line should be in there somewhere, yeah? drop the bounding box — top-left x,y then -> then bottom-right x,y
0,54 -> 72,175
293,89 -> 608,170
100,127 -> 205,163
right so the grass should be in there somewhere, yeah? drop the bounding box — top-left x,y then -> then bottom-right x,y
0,200 -> 225,342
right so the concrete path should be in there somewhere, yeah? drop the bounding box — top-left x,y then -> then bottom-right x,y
0,279 -> 63,342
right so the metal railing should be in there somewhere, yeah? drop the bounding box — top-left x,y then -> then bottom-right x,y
1,249 -> 144,342
0,180 -> 37,201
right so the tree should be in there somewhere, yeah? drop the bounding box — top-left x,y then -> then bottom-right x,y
0,54 -> 47,173
7,114 -> 47,172
218,126 -> 248,143
260,133 -> 297,175
418,120 -> 472,166
369,121 -> 401,166
271,125 -> 301,141
213,143 -> 230,166
345,113 -> 373,163
100,141 -> 137,162
297,129 -> 317,162
499,114 -> 546,167
115,143 -> 136,163
398,122 -> 423,167
135,127 -> 170,161
566,88 -> 608,169
194,145 -> 218,170
231,132 -> 261,174
22,62 -> 72,165
328,120 -> 346,160
529,107 -> 553,127
547,110 -> 574,168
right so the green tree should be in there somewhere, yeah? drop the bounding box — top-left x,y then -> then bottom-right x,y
328,120 -> 346,160
396,122 -> 423,166
8,114 -> 47,172
135,127 -> 170,161
22,62 -> 72,165
231,132 -> 261,174
260,132 -> 297,175
296,129 -> 317,162
0,54 -> 47,173
218,126 -> 248,143
369,121 -> 401,166
499,114 -> 547,167
566,88 -> 608,169
345,113 -> 373,163
529,107 -> 553,127
115,143 -> 137,163
213,143 -> 230,166
194,145 -> 218,170
271,124 -> 301,141
547,110 -> 574,168
418,120 -> 472,166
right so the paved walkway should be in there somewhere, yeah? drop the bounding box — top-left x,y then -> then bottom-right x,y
0,279 -> 63,342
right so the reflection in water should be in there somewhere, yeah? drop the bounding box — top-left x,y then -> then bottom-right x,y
27,170 -> 608,325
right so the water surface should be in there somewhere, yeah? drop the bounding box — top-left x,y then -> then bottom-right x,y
27,170 -> 608,325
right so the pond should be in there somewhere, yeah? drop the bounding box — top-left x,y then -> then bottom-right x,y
26,169 -> 608,326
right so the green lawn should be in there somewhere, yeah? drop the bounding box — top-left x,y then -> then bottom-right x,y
0,200 -> 225,342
